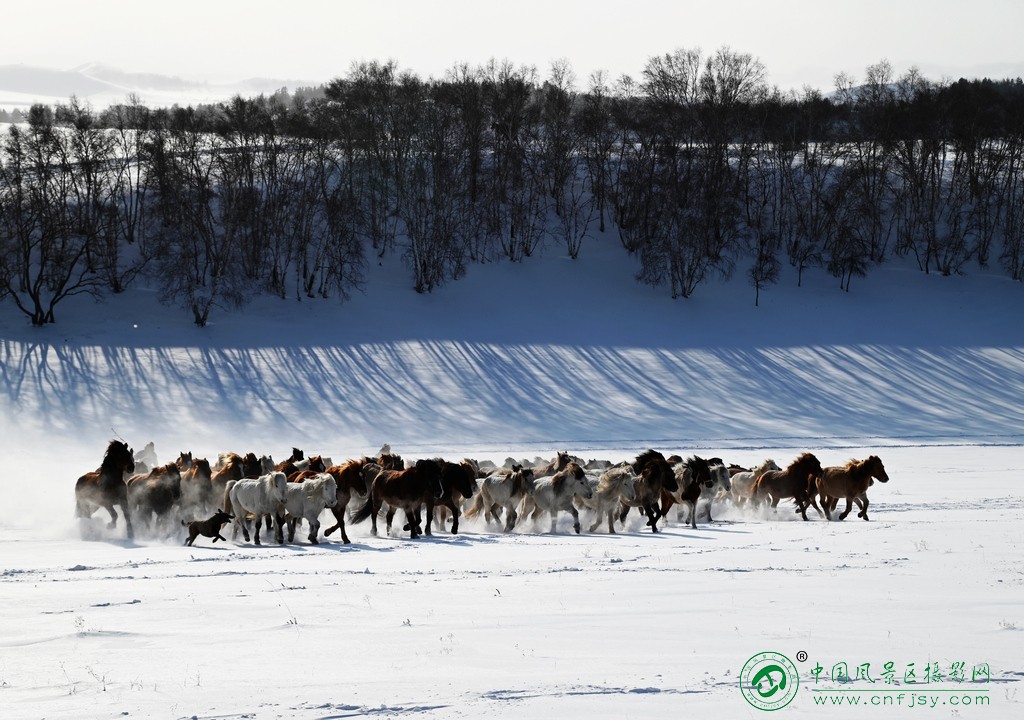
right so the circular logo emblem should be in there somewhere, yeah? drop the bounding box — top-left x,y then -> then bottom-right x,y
740,651 -> 800,711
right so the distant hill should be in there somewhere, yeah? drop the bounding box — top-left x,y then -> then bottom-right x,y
0,63 -> 319,110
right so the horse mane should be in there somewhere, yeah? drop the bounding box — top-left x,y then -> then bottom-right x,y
788,452 -> 820,473
633,449 -> 666,474
685,455 -> 710,481
598,467 -> 632,494
551,462 -> 584,490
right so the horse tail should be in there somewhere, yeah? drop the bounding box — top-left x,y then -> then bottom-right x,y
462,489 -> 485,519
224,481 -> 237,520
348,497 -> 374,524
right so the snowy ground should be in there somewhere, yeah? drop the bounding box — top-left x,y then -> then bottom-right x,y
1,236 -> 1023,718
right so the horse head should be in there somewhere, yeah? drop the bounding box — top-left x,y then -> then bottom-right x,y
619,472 -> 638,502
415,459 -> 444,500
867,455 -> 890,483
269,471 -> 288,502
567,463 -> 592,499
104,439 -> 135,476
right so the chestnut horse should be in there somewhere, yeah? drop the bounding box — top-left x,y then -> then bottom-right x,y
348,459 -> 444,538
751,452 -> 824,521
180,458 -> 214,517
75,440 -> 136,539
813,455 -> 890,521
210,453 -> 245,506
303,460 -> 371,544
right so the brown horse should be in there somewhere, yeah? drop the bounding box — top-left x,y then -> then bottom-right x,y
657,456 -> 713,529
210,453 -> 245,506
301,460 -> 370,544
75,440 -> 136,539
531,451 -> 572,478
751,452 -> 824,521
127,463 -> 183,530
813,455 -> 890,521
348,459 -> 444,538
618,450 -> 679,532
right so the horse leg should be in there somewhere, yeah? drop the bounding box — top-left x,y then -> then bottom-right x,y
606,510 -> 616,534
423,502 -> 433,537
384,508 -> 395,536
569,506 -> 581,534
102,503 -> 119,532
618,504 -> 631,525
448,501 -> 461,534
839,497 -> 854,521
686,501 -> 696,529
253,515 -> 263,545
503,504 -> 517,533
308,516 -> 320,544
273,512 -> 284,544
644,504 -> 660,533
287,516 -> 296,543
856,494 -> 869,521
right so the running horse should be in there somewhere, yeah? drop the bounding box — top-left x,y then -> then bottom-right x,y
813,455 -> 890,521
751,452 -> 824,521
75,440 -> 137,539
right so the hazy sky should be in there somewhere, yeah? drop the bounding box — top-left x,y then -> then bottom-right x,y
5,0 -> 1023,91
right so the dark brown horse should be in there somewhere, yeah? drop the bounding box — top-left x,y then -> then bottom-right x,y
658,456 -> 713,529
429,460 -> 479,534
273,447 -> 304,472
75,440 -> 136,538
619,450 -> 679,532
751,452 -> 824,521
348,459 -> 444,538
127,463 -> 182,530
282,455 -> 326,480
813,455 -> 890,521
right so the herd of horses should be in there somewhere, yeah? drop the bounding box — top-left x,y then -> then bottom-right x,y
73,441 -> 891,544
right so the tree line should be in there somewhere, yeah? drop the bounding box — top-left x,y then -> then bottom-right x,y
2,50 -> 1024,326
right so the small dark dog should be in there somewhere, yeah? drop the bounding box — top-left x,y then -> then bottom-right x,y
184,509 -> 234,546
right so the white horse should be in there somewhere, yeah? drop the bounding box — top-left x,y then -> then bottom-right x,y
463,465 -> 535,532
519,463 -> 593,534
578,465 -> 637,533
225,471 -> 288,545
730,459 -> 782,507
284,473 -> 338,544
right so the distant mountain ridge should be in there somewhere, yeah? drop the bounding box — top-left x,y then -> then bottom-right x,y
0,62 -> 319,109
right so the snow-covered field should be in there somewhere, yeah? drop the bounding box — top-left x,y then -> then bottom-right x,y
2,237 -> 1023,718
